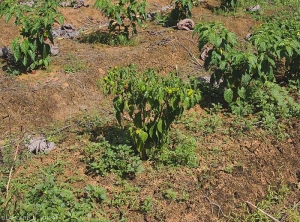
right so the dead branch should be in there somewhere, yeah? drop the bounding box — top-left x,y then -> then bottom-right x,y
178,42 -> 203,67
5,137 -> 23,199
246,201 -> 280,222
279,201 -> 300,222
52,124 -> 72,135
203,195 -> 223,218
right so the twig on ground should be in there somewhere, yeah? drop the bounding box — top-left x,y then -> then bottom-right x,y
246,201 -> 280,222
52,124 -> 72,135
0,102 -> 12,136
180,37 -> 197,45
178,42 -> 202,67
5,135 -> 24,200
279,201 -> 300,222
203,195 -> 223,218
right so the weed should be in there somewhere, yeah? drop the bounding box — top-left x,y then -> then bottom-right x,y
153,129 -> 199,168
79,31 -> 140,46
2,175 -> 98,220
224,165 -> 233,174
83,140 -> 144,178
179,112 -> 223,135
111,181 -> 140,209
84,184 -> 107,203
231,184 -> 300,221
163,188 -> 178,201
140,196 -> 153,214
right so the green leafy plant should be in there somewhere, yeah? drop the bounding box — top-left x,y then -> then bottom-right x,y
102,65 -> 201,158
0,0 -> 64,72
168,0 -> 198,24
231,184 -> 300,221
248,12 -> 300,81
231,81 -> 300,118
194,20 -> 300,103
163,188 -> 178,201
153,129 -> 199,168
4,175 -> 94,220
220,0 -> 238,11
83,140 -> 144,178
140,196 -> 153,214
94,0 -> 147,39
84,184 -> 107,203
110,181 -> 140,210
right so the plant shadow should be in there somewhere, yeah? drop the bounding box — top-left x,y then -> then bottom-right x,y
78,30 -> 133,46
76,120 -> 131,147
196,77 -> 227,110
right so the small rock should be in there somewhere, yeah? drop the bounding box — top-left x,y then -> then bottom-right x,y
50,45 -> 59,56
25,136 -> 55,154
177,19 -> 195,31
246,5 -> 261,12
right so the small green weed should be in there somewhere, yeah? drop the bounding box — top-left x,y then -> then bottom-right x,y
1,175 -> 101,220
111,181 -> 140,209
163,188 -> 178,201
79,31 -> 139,46
153,129 -> 199,168
62,54 -> 88,74
231,184 -> 300,221
83,140 -> 144,178
84,184 -> 107,203
140,196 -> 153,214
178,112 -> 223,135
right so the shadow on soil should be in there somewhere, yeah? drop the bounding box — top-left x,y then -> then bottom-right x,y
196,78 -> 227,110
78,30 -> 132,46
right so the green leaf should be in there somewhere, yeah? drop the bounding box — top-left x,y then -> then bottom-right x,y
224,88 -> 233,103
215,38 -> 222,48
149,124 -> 155,138
42,44 -> 47,59
116,13 -> 122,25
138,130 -> 148,143
242,74 -> 251,84
237,87 -> 246,99
183,97 -> 191,109
157,119 -> 163,133
285,46 -> 293,57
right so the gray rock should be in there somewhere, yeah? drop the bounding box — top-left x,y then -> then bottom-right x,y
177,19 -> 195,31
25,136 -> 55,154
246,5 -> 261,12
52,24 -> 79,39
50,45 -> 59,56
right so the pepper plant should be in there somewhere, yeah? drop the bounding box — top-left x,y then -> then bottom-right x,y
0,0 -> 64,72
94,0 -> 147,39
102,65 -> 201,158
193,20 -> 300,103
171,0 -> 197,21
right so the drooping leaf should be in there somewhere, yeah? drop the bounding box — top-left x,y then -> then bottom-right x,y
157,119 -> 163,133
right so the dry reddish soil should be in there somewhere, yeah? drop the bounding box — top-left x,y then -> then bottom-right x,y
0,0 -> 299,221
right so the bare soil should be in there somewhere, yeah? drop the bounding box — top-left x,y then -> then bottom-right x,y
0,0 -> 299,221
